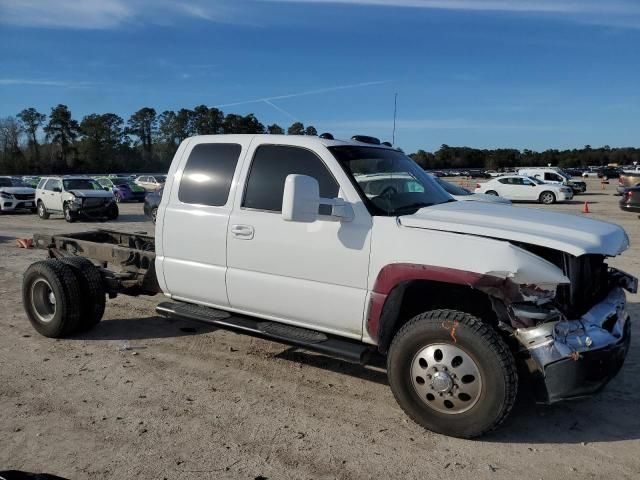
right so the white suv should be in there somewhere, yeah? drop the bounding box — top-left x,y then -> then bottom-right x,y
36,176 -> 118,222
0,176 -> 36,213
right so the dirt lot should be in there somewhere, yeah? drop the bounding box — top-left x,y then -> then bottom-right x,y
1,178 -> 639,479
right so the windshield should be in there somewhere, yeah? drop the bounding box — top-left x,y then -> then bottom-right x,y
156,176 -> 167,183
63,179 -> 102,191
329,146 -> 453,215
529,176 -> 545,185
435,177 -> 471,196
0,177 -> 27,187
112,177 -> 133,185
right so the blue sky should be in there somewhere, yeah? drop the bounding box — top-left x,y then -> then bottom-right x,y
1,0 -> 639,153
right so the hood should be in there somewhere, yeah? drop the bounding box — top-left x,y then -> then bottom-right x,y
68,190 -> 114,199
453,193 -> 511,205
399,201 -> 629,257
0,186 -> 35,195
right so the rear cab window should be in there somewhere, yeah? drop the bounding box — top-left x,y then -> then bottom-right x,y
178,143 -> 242,206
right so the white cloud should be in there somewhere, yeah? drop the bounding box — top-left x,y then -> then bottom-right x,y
268,0 -> 640,28
0,0 -> 233,29
269,0 -> 639,15
0,78 -> 96,88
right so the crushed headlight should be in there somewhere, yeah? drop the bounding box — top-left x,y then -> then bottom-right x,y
0,192 -> 13,199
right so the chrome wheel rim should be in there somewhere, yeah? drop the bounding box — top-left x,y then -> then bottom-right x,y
151,208 -> 157,222
411,343 -> 482,414
30,278 -> 56,323
542,193 -> 553,204
39,204 -> 45,216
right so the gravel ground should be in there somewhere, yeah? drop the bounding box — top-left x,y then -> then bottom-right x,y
1,178 -> 639,479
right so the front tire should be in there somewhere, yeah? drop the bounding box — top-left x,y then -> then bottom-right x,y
539,191 -> 556,205
150,207 -> 158,224
107,203 -> 119,220
485,190 -> 498,196
37,201 -> 50,219
387,310 -> 517,438
63,204 -> 76,223
22,260 -> 82,338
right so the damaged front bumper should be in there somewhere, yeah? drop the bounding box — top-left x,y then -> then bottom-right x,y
515,270 -> 636,404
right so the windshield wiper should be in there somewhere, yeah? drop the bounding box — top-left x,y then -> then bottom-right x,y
393,202 -> 435,214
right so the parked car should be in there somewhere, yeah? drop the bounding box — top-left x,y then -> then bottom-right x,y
432,176 -> 511,205
21,134 -> 637,439
617,172 -> 640,195
35,176 -> 118,222
598,167 -> 621,180
134,174 -> 166,192
517,168 -> 586,194
0,176 -> 36,213
475,175 -> 573,204
143,186 -> 163,223
619,187 -> 640,213
96,176 -> 146,202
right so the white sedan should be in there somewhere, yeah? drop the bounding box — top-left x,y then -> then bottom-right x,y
475,175 -> 573,204
433,176 -> 511,205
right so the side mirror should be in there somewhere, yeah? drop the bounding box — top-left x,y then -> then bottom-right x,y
282,174 -> 354,223
103,186 -> 110,191
53,187 -> 61,193
282,174 -> 320,223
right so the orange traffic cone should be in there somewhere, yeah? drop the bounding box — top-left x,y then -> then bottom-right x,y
582,201 -> 590,214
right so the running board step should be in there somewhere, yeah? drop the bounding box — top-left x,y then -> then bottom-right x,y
156,302 -> 372,364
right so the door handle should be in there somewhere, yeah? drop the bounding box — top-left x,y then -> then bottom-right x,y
230,224 -> 254,240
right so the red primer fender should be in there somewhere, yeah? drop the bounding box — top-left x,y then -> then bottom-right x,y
367,263 -> 517,343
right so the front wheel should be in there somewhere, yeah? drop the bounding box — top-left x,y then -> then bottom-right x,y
485,190 -> 498,196
539,191 -> 556,205
107,203 -> 119,220
37,201 -> 50,219
150,207 -> 158,224
63,204 -> 76,223
387,310 -> 517,438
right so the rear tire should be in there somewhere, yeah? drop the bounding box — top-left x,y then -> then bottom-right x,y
37,201 -> 50,219
387,309 -> 517,438
115,193 -> 122,203
485,190 -> 498,196
59,257 -> 106,331
539,191 -> 556,205
22,260 -> 82,338
151,207 -> 158,224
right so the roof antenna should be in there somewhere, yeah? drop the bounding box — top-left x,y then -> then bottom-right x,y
392,92 -> 398,146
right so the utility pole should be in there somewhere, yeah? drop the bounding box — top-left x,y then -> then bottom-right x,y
392,93 -> 398,146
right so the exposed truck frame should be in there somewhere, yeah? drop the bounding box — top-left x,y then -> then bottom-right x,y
31,229 -> 374,364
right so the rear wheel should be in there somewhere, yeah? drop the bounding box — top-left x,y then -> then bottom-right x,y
115,193 -> 122,203
37,201 -> 50,219
59,257 -> 106,331
387,310 -> 517,438
539,191 -> 556,205
151,207 -> 158,224
485,190 -> 498,196
22,260 -> 82,338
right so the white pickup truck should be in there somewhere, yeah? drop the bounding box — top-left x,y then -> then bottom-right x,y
22,134 -> 637,438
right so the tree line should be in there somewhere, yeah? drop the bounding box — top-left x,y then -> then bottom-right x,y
0,104 -> 318,174
1,104 -> 638,175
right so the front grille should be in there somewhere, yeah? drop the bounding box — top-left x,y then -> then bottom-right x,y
513,243 -> 608,318
555,253 -> 607,317
14,194 -> 35,200
83,198 -> 107,208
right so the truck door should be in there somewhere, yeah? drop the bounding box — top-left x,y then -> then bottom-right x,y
159,139 -> 248,307
226,143 -> 372,339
